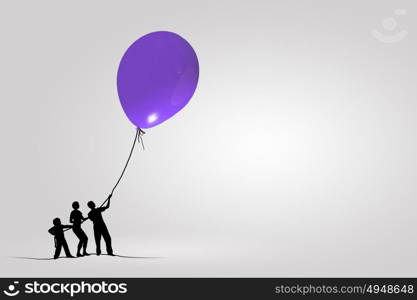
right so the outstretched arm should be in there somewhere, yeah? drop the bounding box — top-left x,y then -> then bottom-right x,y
80,212 -> 88,222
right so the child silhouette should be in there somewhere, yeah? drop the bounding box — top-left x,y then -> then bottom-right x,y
70,201 -> 89,257
48,218 -> 74,259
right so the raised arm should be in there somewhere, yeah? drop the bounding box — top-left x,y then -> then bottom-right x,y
105,195 -> 111,209
100,194 -> 112,211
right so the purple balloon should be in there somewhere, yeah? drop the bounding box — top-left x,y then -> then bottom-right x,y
117,31 -> 199,129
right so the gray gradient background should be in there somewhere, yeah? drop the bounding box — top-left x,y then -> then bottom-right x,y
0,0 -> 416,277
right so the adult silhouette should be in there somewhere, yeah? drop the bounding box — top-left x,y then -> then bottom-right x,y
87,195 -> 114,256
70,201 -> 89,257
48,218 -> 74,259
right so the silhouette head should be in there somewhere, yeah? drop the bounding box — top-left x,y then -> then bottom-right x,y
53,218 -> 61,226
72,201 -> 80,210
87,201 -> 96,209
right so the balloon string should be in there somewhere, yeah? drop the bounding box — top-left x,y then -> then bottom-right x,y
138,128 -> 146,150
109,128 -> 141,196
102,128 -> 145,207
63,127 -> 145,232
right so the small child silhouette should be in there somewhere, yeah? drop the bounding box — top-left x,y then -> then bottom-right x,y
48,218 -> 74,259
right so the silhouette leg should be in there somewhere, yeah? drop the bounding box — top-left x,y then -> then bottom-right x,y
102,226 -> 113,255
62,239 -> 73,257
94,228 -> 102,255
79,229 -> 89,255
74,228 -> 85,256
82,233 -> 89,255
77,240 -> 83,256
54,243 -> 62,259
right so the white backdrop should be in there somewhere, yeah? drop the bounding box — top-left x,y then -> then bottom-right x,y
0,0 -> 416,277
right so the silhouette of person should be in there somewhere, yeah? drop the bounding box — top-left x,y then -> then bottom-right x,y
70,201 -> 90,257
87,195 -> 114,256
48,218 -> 74,259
